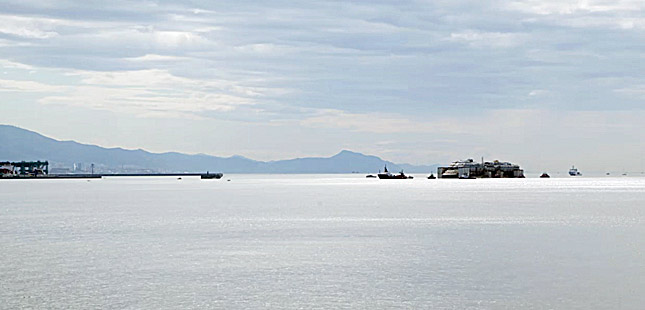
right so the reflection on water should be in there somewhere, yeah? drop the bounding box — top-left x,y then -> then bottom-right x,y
1,176 -> 644,309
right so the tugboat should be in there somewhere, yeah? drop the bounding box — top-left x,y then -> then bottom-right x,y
539,172 -> 550,178
568,166 -> 582,176
427,173 -> 436,179
377,165 -> 412,179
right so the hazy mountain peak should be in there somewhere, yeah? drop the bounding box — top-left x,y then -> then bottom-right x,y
228,155 -> 254,161
0,125 -> 437,173
333,150 -> 362,157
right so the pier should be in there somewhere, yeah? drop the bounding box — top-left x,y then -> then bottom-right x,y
1,161 -> 223,180
1,173 -> 223,180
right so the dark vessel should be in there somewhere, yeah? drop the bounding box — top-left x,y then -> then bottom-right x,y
201,172 -> 224,179
377,165 -> 412,179
427,173 -> 436,179
365,174 -> 376,178
540,172 -> 550,178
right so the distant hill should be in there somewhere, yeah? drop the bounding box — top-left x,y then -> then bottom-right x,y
0,124 -> 438,173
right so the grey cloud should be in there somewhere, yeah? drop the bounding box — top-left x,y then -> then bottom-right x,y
0,0 -> 643,166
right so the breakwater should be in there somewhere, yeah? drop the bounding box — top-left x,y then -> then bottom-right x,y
1,172 -> 223,180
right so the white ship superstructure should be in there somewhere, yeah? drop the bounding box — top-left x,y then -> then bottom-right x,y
569,166 -> 582,176
437,158 -> 525,179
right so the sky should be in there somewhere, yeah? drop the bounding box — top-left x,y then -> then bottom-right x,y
0,0 -> 643,172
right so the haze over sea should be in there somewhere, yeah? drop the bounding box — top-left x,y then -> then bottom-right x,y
1,175 -> 643,309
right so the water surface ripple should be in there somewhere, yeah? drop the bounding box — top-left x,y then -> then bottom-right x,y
1,176 -> 644,309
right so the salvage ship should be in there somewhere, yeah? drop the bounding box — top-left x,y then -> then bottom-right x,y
437,158 -> 524,179
377,165 -> 413,179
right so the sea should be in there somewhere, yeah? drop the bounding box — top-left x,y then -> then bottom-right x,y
1,175 -> 643,309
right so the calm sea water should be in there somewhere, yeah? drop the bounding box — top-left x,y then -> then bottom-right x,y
1,175 -> 643,309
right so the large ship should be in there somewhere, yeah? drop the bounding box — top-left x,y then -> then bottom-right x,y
569,166 -> 582,176
437,158 -> 525,179
377,165 -> 412,179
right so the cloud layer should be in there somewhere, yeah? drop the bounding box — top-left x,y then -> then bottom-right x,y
0,1 -> 643,170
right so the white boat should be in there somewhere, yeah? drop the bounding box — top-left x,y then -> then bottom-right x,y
569,166 -> 582,176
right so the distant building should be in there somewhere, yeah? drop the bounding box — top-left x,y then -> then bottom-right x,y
73,163 -> 84,172
0,161 -> 49,177
0,162 -> 14,176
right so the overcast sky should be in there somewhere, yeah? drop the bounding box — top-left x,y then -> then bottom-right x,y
0,0 -> 643,172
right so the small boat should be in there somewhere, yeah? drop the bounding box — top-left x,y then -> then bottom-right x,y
568,166 -> 582,176
377,165 -> 412,179
427,173 -> 436,179
365,174 -> 376,178
539,172 -> 550,178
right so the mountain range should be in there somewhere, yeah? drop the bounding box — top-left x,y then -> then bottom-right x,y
0,125 -> 437,173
